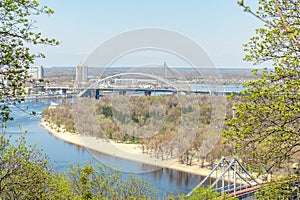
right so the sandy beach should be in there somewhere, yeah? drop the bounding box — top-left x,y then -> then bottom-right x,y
41,120 -> 261,185
40,120 -> 216,177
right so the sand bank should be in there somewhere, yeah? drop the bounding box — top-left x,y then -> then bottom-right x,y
40,120 -> 220,177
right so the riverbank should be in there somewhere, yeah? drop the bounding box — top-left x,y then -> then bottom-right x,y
40,120 -> 218,177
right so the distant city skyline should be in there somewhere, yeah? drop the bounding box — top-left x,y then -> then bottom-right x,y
33,1 -> 263,68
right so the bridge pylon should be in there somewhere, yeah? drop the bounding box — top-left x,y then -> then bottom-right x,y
188,157 -> 259,197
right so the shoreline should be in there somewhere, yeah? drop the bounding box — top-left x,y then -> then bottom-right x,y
40,120 -> 217,177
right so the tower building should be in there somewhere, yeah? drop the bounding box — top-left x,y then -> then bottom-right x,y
28,65 -> 44,79
75,65 -> 88,83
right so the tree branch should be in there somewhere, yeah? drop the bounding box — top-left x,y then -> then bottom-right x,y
274,0 -> 300,50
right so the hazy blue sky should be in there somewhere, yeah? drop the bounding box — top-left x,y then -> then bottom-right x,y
32,0 -> 261,68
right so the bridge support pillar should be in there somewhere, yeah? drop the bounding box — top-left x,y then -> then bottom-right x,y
95,89 -> 100,99
119,90 -> 126,95
61,88 -> 67,95
144,91 -> 151,96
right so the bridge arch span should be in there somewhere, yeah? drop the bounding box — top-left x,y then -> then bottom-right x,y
77,72 -> 177,97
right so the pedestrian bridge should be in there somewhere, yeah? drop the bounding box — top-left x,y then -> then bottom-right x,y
188,157 -> 259,199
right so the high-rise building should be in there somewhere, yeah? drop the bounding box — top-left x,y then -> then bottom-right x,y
76,65 -> 88,83
28,65 -> 44,79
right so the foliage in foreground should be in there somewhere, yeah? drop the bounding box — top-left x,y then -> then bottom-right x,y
186,178 -> 300,200
67,163 -> 157,200
222,0 -> 300,198
223,0 -> 300,173
178,186 -> 238,200
0,134 -> 158,199
186,186 -> 220,200
0,0 -> 58,121
0,135 -> 70,199
255,175 -> 300,199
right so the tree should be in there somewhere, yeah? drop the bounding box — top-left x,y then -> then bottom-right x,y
0,0 -> 58,121
187,186 -> 219,200
223,0 -> 300,173
0,135 -> 71,199
182,186 -> 237,200
0,135 -> 158,199
67,163 -> 158,199
102,106 -> 113,118
255,175 -> 299,199
0,1 -> 68,198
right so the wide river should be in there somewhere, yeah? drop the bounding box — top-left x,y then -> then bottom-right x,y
5,99 -> 205,197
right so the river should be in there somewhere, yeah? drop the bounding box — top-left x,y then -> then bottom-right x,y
5,100 -> 205,197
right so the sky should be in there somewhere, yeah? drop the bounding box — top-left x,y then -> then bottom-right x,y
32,0 -> 261,68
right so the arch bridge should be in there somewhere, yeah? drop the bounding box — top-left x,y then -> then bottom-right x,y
78,72 -> 182,98
76,72 -> 239,98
